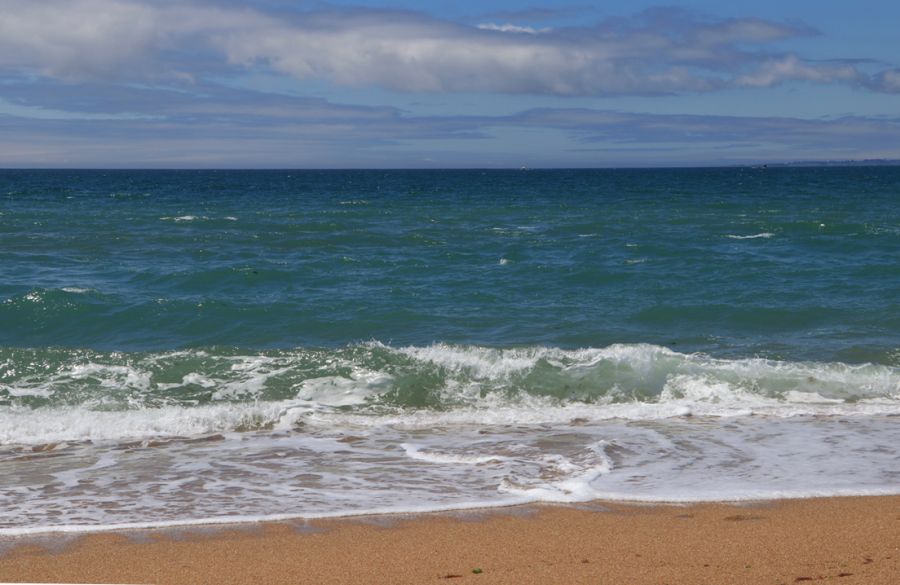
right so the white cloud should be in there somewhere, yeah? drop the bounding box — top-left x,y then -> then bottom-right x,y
0,0 -> 158,78
0,0 -> 273,80
475,23 -> 550,34
0,1 -> 896,96
208,9 -> 791,95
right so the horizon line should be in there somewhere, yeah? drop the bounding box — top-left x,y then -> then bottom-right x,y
1,161 -> 899,172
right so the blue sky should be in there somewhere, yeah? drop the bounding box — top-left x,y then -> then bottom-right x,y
0,0 -> 898,167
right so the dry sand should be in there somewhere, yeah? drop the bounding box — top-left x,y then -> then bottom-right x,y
1,496 -> 898,584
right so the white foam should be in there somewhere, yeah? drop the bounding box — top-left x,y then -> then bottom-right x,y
402,443 -> 507,465
311,398 -> 900,431
783,390 -> 844,404
2,413 -> 899,536
0,402 -> 293,445
180,373 -> 216,388
293,370 -> 391,406
498,442 -> 614,502
18,290 -> 43,303
726,232 -> 775,239
50,451 -> 119,488
159,215 -> 208,222
392,342 -> 598,379
0,498 -> 534,537
1,383 -> 53,398
67,363 -> 153,392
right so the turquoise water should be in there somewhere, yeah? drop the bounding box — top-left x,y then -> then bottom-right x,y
1,168 -> 898,533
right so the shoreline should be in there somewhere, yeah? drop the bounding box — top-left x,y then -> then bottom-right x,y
2,495 -> 898,584
5,488 -> 900,538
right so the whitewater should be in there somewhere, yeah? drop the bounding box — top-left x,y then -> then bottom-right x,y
1,342 -> 898,535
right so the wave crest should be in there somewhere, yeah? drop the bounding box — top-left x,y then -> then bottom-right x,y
1,342 -> 898,445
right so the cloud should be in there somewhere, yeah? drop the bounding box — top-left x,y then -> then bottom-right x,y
0,0 -> 274,81
0,1 -> 897,96
504,108 -> 900,151
2,75 -> 899,167
475,23 -> 550,34
865,69 -> 900,93
0,0 -> 157,79
212,7 -> 813,95
0,78 -> 487,147
735,55 -> 862,88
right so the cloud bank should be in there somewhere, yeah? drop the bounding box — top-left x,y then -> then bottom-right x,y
2,77 -> 898,167
0,1 -> 897,96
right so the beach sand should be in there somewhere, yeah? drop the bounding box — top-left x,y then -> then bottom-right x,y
1,496 -> 898,584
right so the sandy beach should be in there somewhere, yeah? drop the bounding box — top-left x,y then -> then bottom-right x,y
1,496 -> 897,584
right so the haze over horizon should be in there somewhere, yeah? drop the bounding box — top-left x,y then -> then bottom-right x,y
1,0 -> 898,168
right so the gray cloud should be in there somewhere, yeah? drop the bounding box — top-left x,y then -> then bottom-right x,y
0,1 -> 898,95
504,108 -> 900,151
2,76 -> 898,167
0,79 -> 489,154
865,69 -> 900,93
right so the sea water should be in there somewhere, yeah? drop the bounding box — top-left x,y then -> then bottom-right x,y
1,168 -> 898,534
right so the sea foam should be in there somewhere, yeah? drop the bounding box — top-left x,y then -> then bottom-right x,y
2,343 -> 899,535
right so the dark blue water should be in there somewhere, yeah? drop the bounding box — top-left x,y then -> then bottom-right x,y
2,168 -> 898,363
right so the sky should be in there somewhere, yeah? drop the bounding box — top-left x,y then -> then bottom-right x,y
0,0 -> 899,168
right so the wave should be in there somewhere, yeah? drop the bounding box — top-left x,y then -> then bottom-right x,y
1,342 -> 898,446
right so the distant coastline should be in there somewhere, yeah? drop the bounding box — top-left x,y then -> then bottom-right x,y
760,159 -> 900,168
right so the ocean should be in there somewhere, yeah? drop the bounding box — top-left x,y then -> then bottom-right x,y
1,167 -> 898,535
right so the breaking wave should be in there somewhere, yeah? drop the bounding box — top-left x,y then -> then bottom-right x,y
2,342 -> 898,446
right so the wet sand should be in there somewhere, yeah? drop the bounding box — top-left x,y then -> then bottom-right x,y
1,496 -> 898,584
